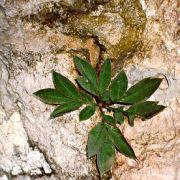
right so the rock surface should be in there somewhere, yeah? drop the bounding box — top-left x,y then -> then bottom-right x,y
0,0 -> 179,179
66,0 -> 146,61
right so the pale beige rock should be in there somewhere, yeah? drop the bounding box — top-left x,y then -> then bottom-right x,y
112,0 -> 180,179
0,0 -> 179,179
0,58 -> 52,176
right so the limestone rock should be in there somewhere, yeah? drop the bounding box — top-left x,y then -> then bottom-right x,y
67,0 -> 146,61
0,0 -> 179,179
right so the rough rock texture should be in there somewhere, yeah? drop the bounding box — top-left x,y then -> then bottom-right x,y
0,0 -> 179,180
66,0 -> 146,62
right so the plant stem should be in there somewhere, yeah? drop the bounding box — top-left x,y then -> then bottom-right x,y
98,106 -> 105,122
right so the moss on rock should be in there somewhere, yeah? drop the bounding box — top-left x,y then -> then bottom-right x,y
66,0 -> 146,64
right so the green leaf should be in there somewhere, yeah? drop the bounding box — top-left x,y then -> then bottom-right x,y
79,105 -> 96,121
98,59 -> 111,95
120,78 -> 163,104
97,137 -> 115,177
114,110 -> 124,125
80,92 -> 94,103
87,122 -> 107,158
74,56 -> 97,87
106,125 -> 136,159
125,112 -> 136,127
103,114 -> 116,125
33,88 -> 72,104
127,101 -> 165,118
77,76 -> 98,96
110,70 -> 128,102
101,90 -> 111,103
50,101 -> 83,118
52,71 -> 80,98
126,101 -> 166,126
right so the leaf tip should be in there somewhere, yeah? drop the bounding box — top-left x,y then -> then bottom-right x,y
49,113 -> 55,119
153,77 -> 164,85
32,91 -> 37,96
33,90 -> 40,97
105,57 -> 110,62
158,77 -> 164,83
131,154 -> 137,160
128,121 -> 134,127
73,56 -> 80,63
52,70 -> 57,76
52,70 -> 58,83
99,172 -> 104,178
48,115 -> 53,120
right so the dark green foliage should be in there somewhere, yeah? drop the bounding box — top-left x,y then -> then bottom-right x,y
74,57 -> 97,91
33,88 -> 72,104
33,56 -> 166,177
77,76 -> 98,95
125,101 -> 166,126
52,70 -> 81,98
102,114 -> 116,125
110,70 -> 128,102
126,101 -> 165,118
98,58 -> 111,96
87,122 -> 107,158
106,124 -> 136,159
97,136 -> 115,176
50,101 -> 83,118
80,92 -> 94,103
79,105 -> 96,121
120,78 -> 163,104
114,109 -> 124,124
101,90 -> 111,103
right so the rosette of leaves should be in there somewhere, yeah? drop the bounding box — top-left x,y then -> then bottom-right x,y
33,56 -> 166,177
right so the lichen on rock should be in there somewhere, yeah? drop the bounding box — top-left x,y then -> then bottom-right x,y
66,0 -> 146,63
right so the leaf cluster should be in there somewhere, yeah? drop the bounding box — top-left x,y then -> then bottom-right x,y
33,56 -> 165,177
